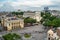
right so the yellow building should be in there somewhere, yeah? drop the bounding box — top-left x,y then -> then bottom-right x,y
1,14 -> 24,31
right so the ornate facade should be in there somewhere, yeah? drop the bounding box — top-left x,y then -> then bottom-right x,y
1,14 -> 24,31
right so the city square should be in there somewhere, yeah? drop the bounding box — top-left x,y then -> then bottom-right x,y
0,24 -> 47,40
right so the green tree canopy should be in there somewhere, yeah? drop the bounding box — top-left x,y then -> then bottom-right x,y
41,12 -> 45,17
24,17 -> 36,23
2,33 -> 21,40
43,12 -> 51,19
49,16 -> 56,21
41,11 -> 60,28
52,18 -> 60,27
43,18 -> 60,27
12,12 -> 24,15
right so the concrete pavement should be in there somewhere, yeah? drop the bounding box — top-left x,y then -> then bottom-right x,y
0,24 -> 47,40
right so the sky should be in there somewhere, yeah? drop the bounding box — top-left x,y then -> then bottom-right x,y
0,0 -> 60,11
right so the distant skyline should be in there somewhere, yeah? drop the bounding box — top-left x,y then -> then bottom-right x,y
0,0 -> 60,11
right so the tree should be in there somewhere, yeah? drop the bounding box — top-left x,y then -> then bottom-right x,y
43,12 -> 51,19
52,18 -> 60,27
49,16 -> 56,21
40,12 -> 52,24
20,12 -> 24,15
43,20 -> 51,26
43,18 -> 60,28
41,11 -> 60,29
12,12 -> 24,15
24,17 -> 36,24
2,33 -> 21,40
41,12 -> 45,17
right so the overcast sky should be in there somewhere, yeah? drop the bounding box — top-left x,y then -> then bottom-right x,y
0,0 -> 60,11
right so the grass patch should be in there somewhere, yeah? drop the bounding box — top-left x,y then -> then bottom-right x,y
24,33 -> 31,38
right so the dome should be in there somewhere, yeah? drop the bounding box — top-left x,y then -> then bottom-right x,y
47,29 -> 54,34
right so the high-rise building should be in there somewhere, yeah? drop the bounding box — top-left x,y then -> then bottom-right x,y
44,7 -> 49,12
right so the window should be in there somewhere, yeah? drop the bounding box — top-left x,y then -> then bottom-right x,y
9,23 -> 10,26
49,34 -> 50,36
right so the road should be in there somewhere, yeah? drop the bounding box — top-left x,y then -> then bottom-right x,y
0,24 -> 47,40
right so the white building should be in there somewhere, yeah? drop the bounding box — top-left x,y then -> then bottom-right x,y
23,11 -> 42,22
47,28 -> 60,40
51,10 -> 60,16
47,29 -> 54,40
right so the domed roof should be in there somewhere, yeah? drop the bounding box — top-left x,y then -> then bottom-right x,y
47,29 -> 54,34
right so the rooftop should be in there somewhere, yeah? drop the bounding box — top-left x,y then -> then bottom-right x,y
8,17 -> 18,21
6,13 -> 14,17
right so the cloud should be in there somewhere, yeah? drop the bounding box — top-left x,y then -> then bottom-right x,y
0,0 -> 60,11
10,0 -> 53,7
0,0 -> 54,7
0,2 -> 15,12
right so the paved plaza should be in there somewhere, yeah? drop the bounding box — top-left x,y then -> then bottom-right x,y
0,24 -> 47,40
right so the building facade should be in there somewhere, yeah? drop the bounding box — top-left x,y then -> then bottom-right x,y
1,14 -> 24,31
47,29 -> 60,40
47,29 -> 54,40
